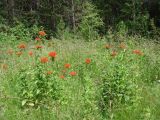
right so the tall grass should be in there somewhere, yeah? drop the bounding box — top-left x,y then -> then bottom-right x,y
0,34 -> 160,120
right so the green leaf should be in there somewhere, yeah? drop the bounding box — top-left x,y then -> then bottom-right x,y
22,99 -> 27,106
28,103 -> 34,107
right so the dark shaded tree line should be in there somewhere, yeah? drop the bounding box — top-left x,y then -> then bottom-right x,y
0,0 -> 160,35
1,0 -> 85,31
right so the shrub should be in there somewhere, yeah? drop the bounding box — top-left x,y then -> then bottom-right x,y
16,63 -> 60,108
100,49 -> 141,118
78,1 -> 103,41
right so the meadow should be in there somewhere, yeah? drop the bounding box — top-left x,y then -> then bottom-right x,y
0,31 -> 160,120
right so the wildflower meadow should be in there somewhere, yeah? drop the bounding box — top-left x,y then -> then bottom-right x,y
0,29 -> 160,120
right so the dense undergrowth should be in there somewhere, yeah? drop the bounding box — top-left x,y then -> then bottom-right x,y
0,26 -> 160,120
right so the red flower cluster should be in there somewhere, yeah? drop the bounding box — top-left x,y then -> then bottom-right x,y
39,31 -> 46,36
1,64 -> 8,70
105,44 -> 112,49
62,70 -> 66,73
48,51 -> 57,58
70,71 -> 77,76
28,51 -> 33,56
119,43 -> 126,49
132,50 -> 143,56
64,63 -> 71,68
111,51 -> 117,57
7,49 -> 13,55
85,58 -> 91,64
16,51 -> 22,56
47,71 -> 53,75
18,44 -> 26,49
60,75 -> 65,79
40,57 -> 48,63
35,45 -> 43,49
35,37 -> 41,41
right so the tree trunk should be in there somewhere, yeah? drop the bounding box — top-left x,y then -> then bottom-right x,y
50,0 -> 56,31
7,0 -> 14,23
36,0 -> 40,10
71,0 -> 76,31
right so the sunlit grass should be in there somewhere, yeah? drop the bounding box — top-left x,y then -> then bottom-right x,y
0,35 -> 160,120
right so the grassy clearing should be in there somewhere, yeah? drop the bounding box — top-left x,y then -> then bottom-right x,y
0,36 -> 160,120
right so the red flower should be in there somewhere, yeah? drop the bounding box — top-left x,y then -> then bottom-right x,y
64,63 -> 71,68
105,44 -> 112,49
48,51 -> 57,58
28,51 -> 33,56
60,75 -> 65,79
119,43 -> 126,49
70,71 -> 77,76
62,70 -> 66,73
35,37 -> 41,41
111,51 -> 117,57
39,31 -> 46,36
85,58 -> 91,64
18,44 -> 26,49
47,71 -> 52,75
7,49 -> 13,55
132,50 -> 143,56
16,51 -> 22,56
35,45 -> 43,49
1,64 -> 8,70
40,57 -> 48,63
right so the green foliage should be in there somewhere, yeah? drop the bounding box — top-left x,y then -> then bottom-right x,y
78,1 -> 103,41
16,63 -> 59,108
56,19 -> 74,40
1,0 -> 160,38
119,0 -> 149,35
149,19 -> 160,40
0,22 -> 41,43
139,51 -> 160,83
0,29 -> 160,119
124,14 -> 149,35
10,23 -> 32,41
93,0 -> 150,35
100,51 -> 140,117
